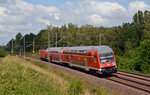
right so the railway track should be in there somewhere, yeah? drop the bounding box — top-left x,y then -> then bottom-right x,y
116,71 -> 150,82
106,74 -> 150,93
23,55 -> 150,95
118,70 -> 150,78
108,70 -> 150,94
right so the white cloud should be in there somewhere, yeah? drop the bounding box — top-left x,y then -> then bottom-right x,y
0,0 -> 60,44
0,24 -> 16,33
61,0 -> 150,26
89,14 -> 107,24
54,14 -> 60,21
128,1 -> 150,16
0,25 -> 5,31
0,0 -> 60,26
0,7 -> 7,15
0,0 -> 15,4
66,1 -> 73,6
90,1 -> 128,18
0,34 -> 8,37
0,0 -> 150,45
61,0 -> 129,26
37,18 -> 51,25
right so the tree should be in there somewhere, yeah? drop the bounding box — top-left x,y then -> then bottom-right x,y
23,33 -> 36,52
15,32 -> 22,53
133,10 -> 144,25
134,40 -> 150,73
144,10 -> 150,24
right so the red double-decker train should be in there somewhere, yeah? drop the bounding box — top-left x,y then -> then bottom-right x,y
39,46 -> 117,74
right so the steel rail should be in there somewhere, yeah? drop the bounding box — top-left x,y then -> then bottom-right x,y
118,70 -> 150,78
115,73 -> 150,82
106,77 -> 150,94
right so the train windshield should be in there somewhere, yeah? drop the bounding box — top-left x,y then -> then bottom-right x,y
99,52 -> 114,64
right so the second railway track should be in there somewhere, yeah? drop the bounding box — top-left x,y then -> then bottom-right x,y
116,71 -> 150,82
106,74 -> 150,93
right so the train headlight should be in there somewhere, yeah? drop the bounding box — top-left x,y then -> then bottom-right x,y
112,62 -> 116,66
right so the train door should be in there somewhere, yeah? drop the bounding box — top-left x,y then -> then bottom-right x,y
46,51 -> 49,59
69,56 -> 72,66
84,58 -> 89,71
59,54 -> 62,62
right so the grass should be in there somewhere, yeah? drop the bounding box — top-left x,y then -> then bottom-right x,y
23,57 -> 112,95
23,58 -> 85,95
0,56 -> 67,95
0,55 -> 112,95
23,51 -> 39,56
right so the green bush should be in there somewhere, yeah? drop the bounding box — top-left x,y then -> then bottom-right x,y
0,49 -> 8,57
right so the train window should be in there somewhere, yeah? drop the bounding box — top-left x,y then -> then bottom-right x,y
65,55 -> 68,59
87,52 -> 91,56
69,52 -> 71,54
94,57 -> 97,63
89,57 -> 92,63
99,52 -> 114,64
94,52 -> 97,56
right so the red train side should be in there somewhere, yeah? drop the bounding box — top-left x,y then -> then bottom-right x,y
39,50 -> 48,60
39,46 -> 117,74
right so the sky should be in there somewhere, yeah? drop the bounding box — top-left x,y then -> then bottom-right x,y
0,0 -> 150,45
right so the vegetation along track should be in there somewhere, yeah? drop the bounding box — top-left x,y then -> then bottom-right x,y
23,55 -> 150,95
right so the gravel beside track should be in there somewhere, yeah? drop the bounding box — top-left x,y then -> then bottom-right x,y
23,55 -> 150,95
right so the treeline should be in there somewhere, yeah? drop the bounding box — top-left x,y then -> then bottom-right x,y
6,10 -> 150,74
0,45 -> 8,57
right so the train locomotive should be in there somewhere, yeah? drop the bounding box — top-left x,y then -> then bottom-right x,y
39,46 -> 117,74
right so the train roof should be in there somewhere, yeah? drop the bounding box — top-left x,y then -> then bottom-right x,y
46,45 -> 112,54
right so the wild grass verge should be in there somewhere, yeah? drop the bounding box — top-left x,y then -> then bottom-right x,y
0,56 -> 67,95
23,57 -> 110,95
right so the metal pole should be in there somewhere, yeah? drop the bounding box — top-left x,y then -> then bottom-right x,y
9,43 -> 12,53
33,39 -> 34,53
3,43 -> 4,50
20,39 -> 21,55
24,37 -> 25,57
137,12 -> 139,23
11,39 -> 13,54
20,48 -> 21,55
48,31 -> 49,48
56,32 -> 57,47
99,32 -> 101,46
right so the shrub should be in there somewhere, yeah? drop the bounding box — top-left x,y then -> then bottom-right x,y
0,49 -> 8,57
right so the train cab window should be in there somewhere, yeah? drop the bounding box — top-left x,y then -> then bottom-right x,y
99,52 -> 114,64
94,56 -> 97,63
